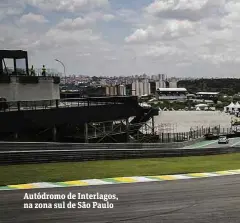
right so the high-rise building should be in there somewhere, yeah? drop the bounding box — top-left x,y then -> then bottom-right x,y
109,86 -> 115,95
114,85 -> 117,95
142,79 -> 150,95
131,79 -> 151,96
139,81 -> 144,96
169,78 -> 178,88
132,80 -> 139,96
105,86 -> 110,96
151,75 -> 157,80
119,85 -> 126,95
150,82 -> 156,94
125,84 -> 132,96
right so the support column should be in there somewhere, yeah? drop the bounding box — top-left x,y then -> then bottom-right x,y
126,118 -> 129,142
103,122 -> 105,134
94,124 -> 97,138
14,133 -> 18,140
14,58 -> 17,75
25,57 -> 29,76
0,58 -> 3,74
84,123 -> 89,143
52,125 -> 57,141
152,117 -> 155,135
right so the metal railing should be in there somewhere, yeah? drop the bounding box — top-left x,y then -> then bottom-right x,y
157,126 -> 233,143
1,67 -> 60,77
0,96 -> 138,112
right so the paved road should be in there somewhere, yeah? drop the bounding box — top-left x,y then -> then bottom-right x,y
1,175 -> 240,223
183,137 -> 240,149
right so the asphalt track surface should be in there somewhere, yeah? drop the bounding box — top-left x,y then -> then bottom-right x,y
1,175 -> 240,223
183,137 -> 240,149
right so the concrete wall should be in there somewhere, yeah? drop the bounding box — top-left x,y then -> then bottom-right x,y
0,76 -> 60,101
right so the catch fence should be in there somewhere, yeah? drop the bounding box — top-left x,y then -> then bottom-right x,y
157,126 -> 233,143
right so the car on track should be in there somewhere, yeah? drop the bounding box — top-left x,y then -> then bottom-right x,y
218,136 -> 229,144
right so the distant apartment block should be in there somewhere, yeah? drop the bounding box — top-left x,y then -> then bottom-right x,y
131,79 -> 151,96
64,73 -> 182,98
105,85 -> 126,96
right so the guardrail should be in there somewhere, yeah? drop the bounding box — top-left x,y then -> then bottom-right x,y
0,142 -> 239,165
0,139 -> 204,150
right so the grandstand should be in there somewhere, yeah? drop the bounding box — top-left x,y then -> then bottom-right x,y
195,92 -> 220,100
155,88 -> 188,100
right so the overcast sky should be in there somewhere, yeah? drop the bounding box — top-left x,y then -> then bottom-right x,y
1,0 -> 240,77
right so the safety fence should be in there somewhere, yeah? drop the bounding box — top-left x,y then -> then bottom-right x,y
158,126 -> 233,143
0,143 -> 239,165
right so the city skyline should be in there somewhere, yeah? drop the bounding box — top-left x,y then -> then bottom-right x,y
1,1 -> 240,77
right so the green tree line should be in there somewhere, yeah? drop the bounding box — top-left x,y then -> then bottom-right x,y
178,78 -> 240,95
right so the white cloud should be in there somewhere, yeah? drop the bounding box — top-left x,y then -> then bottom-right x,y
0,0 -> 25,21
145,0 -> 227,21
125,20 -> 196,43
122,0 -> 240,77
116,9 -> 141,24
57,17 -> 95,30
223,1 -> 240,27
26,0 -> 109,12
19,13 -> 48,24
102,14 -> 115,22
57,12 -> 114,30
41,28 -> 101,48
125,26 -> 154,43
2,0 -> 240,77
144,44 -> 182,57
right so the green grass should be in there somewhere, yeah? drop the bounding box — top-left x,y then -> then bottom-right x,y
1,153 -> 240,186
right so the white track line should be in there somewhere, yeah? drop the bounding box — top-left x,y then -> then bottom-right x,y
187,140 -> 218,149
230,139 -> 240,147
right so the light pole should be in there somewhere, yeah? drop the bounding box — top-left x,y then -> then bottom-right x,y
55,59 -> 66,89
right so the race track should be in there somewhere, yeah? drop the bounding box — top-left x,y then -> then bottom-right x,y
1,175 -> 240,223
183,137 -> 240,149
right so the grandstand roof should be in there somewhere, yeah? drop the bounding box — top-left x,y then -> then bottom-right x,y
196,92 -> 219,95
157,88 -> 187,92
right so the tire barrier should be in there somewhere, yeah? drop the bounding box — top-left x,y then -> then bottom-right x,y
0,143 -> 239,165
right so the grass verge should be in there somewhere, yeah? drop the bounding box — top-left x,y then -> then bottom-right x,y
1,153 -> 240,186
